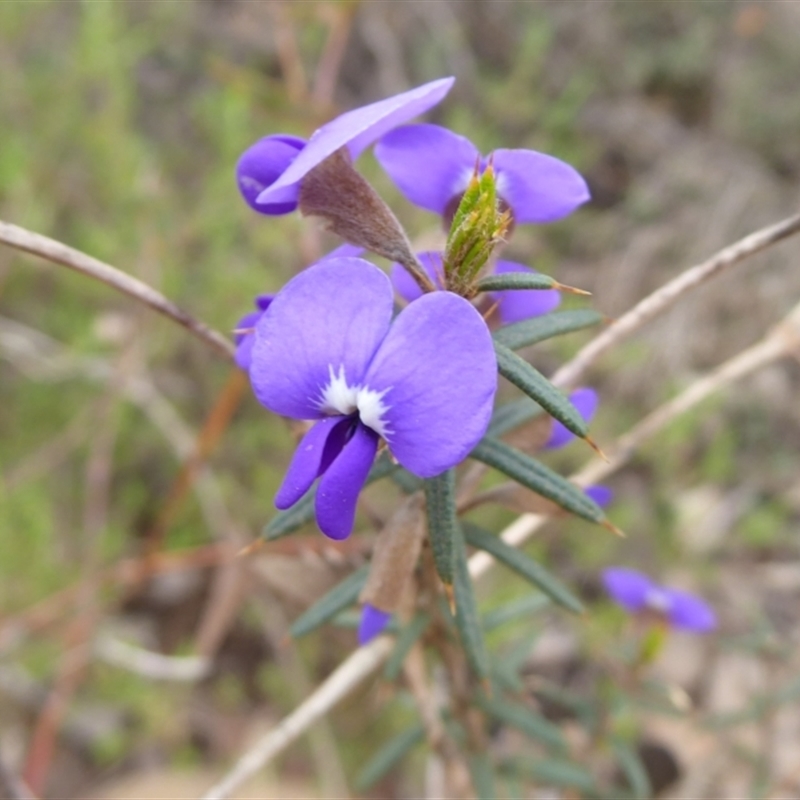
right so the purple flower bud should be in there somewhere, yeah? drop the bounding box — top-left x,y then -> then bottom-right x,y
584,485 -> 613,508
358,604 -> 392,645
602,567 -> 717,633
237,79 -> 455,216
544,387 -> 598,450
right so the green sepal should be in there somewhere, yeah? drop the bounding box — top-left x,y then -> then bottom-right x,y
463,523 -> 584,613
289,565 -> 369,639
494,341 -> 588,441
476,272 -> 558,293
493,308 -> 603,351
263,452 -> 397,540
487,398 -> 544,439
453,524 -> 490,678
354,723 -> 425,791
424,470 -> 458,585
471,437 -> 605,524
476,694 -> 565,750
384,613 -> 430,682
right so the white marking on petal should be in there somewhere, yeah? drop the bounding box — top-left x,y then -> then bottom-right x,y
644,587 -> 671,614
318,364 -> 392,439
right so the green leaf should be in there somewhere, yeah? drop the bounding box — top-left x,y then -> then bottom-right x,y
289,565 -> 369,638
483,593 -> 550,631
263,452 -> 397,540
463,524 -> 584,613
469,753 -> 497,800
424,470 -> 458,585
453,525 -> 490,678
487,398 -> 545,438
477,694 -> 565,750
354,723 -> 425,791
612,739 -> 652,800
384,613 -> 430,682
471,437 -> 605,524
494,341 -> 588,441
476,272 -> 558,292
504,758 -> 601,795
493,308 -> 602,351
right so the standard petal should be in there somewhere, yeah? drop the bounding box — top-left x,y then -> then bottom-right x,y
257,78 -> 454,205
236,135 -> 306,215
602,568 -> 654,613
250,258 -> 394,420
274,416 -> 354,509
391,251 -> 444,304
364,292 -> 497,477
492,148 -> 590,224
544,387 -> 598,450
315,422 -> 379,540
663,589 -> 717,633
491,260 -> 561,324
375,124 -> 479,215
358,604 -> 392,645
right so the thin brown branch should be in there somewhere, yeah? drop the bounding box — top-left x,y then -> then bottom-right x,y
0,751 -> 37,800
0,220 -> 235,361
551,212 -> 800,390
311,3 -> 355,110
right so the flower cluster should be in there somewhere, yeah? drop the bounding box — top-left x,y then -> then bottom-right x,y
234,77 -> 596,566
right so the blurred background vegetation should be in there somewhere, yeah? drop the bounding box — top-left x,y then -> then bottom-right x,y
2,1 -> 800,797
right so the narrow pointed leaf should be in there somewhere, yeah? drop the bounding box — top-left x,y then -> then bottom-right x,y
476,272 -> 558,292
477,695 -> 565,750
424,470 -> 458,585
494,341 -> 588,440
263,452 -> 397,540
471,437 -> 605,524
488,398 -> 544,438
493,308 -> 603,351
354,723 -> 425,791
612,739 -> 652,800
453,525 -> 490,678
290,565 -> 369,638
463,524 -> 584,613
384,613 -> 431,681
469,753 -> 497,800
483,594 -> 550,631
503,758 -> 601,795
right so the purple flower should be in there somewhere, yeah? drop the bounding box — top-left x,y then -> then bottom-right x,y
234,294 -> 273,371
584,485 -> 613,508
249,257 -> 497,540
391,252 -> 560,325
375,123 -> 590,226
358,604 -> 392,645
602,568 -> 717,633
544,387 -> 598,450
237,78 -> 454,215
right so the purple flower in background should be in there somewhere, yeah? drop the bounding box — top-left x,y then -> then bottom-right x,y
544,387 -> 598,450
358,604 -> 392,645
584,485 -> 613,508
249,257 -> 497,540
375,123 -> 590,226
391,252 -> 560,325
237,78 -> 454,215
602,568 -> 717,633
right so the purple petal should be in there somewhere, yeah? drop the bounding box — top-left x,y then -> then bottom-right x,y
257,78 -> 454,206
234,310 -> 264,371
492,148 -> 590,224
391,251 -> 444,304
602,568 -> 655,613
584,485 -> 613,508
236,135 -> 306,215
544,387 -> 598,450
275,416 -> 354,509
364,292 -> 497,477
250,258 -> 393,420
662,588 -> 717,633
255,294 -> 274,311
491,260 -> 561,324
375,124 -> 479,215
315,422 -> 379,540
320,243 -> 366,261
358,604 -> 392,645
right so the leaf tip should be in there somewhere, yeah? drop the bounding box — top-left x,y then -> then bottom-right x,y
554,280 -> 592,297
